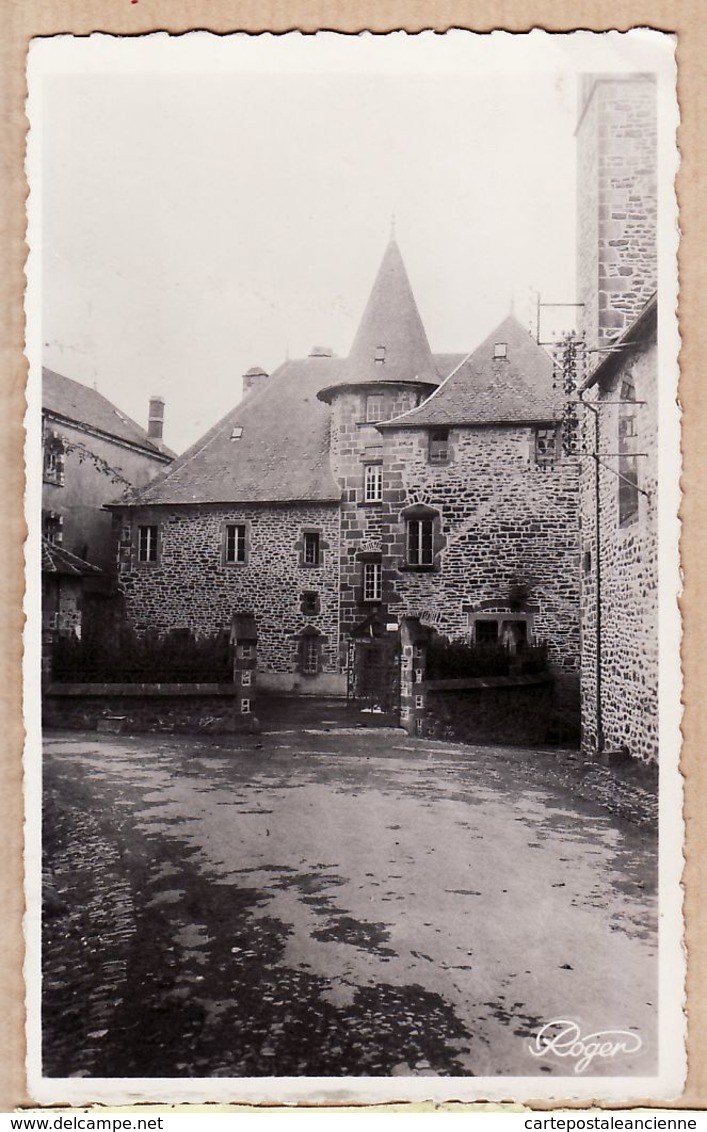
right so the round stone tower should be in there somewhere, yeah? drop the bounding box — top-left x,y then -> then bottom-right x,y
317,237 -> 439,645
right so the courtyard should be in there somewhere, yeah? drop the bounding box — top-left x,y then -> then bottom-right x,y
41,720 -> 657,1080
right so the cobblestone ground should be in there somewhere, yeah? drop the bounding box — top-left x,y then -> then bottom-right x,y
41,726 -> 658,1080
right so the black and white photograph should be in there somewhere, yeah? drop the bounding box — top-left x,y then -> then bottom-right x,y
25,30 -> 683,1104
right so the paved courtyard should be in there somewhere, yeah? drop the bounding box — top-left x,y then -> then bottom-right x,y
41,723 -> 657,1080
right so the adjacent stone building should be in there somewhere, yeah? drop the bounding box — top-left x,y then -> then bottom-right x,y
111,236 -> 581,720
575,74 -> 659,762
42,368 -> 174,641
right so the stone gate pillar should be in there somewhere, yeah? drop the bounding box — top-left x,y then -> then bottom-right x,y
230,612 -> 258,722
400,616 -> 429,736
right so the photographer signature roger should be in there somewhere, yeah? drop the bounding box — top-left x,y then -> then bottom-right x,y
529,1020 -> 643,1074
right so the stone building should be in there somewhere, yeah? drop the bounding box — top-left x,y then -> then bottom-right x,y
42,368 -> 174,644
111,236 -> 581,722
575,74 -> 659,761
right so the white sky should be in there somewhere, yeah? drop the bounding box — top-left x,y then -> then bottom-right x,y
30,31 -> 670,454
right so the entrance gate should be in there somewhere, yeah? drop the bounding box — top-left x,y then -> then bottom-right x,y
345,615 -> 401,723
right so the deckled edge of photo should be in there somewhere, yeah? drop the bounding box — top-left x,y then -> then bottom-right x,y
1,0 -> 701,1115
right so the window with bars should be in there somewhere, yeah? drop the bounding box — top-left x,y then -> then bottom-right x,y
363,561 -> 382,602
366,394 -> 386,422
137,525 -> 158,563
407,517 -> 434,567
303,531 -> 321,566
301,636 -> 319,675
224,523 -> 247,564
535,427 -> 558,466
428,429 -> 449,464
364,463 -> 383,502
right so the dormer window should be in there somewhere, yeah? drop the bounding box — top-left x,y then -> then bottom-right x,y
494,343 -> 507,358
374,346 -> 386,365
230,426 -> 243,440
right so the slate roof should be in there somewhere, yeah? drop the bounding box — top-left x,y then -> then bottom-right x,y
319,239 -> 439,400
43,368 -> 174,459
379,315 -> 560,429
42,538 -> 103,576
433,353 -> 467,380
119,356 -> 343,506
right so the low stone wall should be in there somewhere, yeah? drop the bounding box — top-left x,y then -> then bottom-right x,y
419,674 -> 555,747
43,683 -> 260,734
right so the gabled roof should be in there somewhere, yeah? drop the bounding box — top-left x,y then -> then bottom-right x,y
42,538 -> 103,577
319,239 -> 438,399
379,315 -> 560,429
43,368 -> 174,459
118,357 -> 343,507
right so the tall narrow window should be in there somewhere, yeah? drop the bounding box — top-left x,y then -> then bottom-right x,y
138,525 -> 158,563
407,517 -> 434,567
428,429 -> 449,464
302,636 -> 319,675
224,523 -> 247,564
364,463 -> 383,502
366,394 -> 385,423
618,380 -> 639,525
363,561 -> 382,602
303,531 -> 321,565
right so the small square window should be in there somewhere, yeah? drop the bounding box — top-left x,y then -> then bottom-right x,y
138,525 -> 158,563
303,532 -> 321,565
238,644 -> 253,659
535,427 -> 558,466
374,346 -> 386,364
366,394 -> 386,423
428,430 -> 449,464
494,342 -> 507,358
225,523 -> 247,563
415,695 -> 425,710
363,561 -> 382,602
241,670 -> 252,686
364,464 -> 383,502
301,591 -> 320,616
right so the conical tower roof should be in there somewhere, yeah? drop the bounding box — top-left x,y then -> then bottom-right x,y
319,239 -> 439,402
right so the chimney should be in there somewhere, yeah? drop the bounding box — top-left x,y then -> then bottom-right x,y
242,365 -> 269,397
148,395 -> 165,440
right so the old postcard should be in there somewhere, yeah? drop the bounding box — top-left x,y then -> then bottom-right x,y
23,29 -> 683,1105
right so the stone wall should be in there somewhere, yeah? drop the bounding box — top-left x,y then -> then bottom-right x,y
378,424 -> 582,682
116,501 -> 344,693
579,331 -> 658,761
420,676 -> 555,747
43,683 -> 259,734
576,75 -> 657,352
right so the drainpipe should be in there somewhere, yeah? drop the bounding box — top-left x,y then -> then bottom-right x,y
581,397 -> 604,754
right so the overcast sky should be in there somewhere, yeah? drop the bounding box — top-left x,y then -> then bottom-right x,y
30,31 -> 669,454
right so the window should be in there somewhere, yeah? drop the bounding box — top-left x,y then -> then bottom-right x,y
241,671 -> 252,686
363,561 -> 382,602
241,698 -> 251,714
475,619 -> 499,644
428,429 -> 449,464
302,636 -> 319,675
494,342 -> 507,358
303,532 -> 321,566
535,427 -> 558,466
364,463 -> 383,502
374,346 -> 386,364
224,523 -> 247,564
301,591 -> 320,616
43,436 -> 66,486
366,394 -> 385,422
42,510 -> 63,545
407,517 -> 434,567
618,380 -> 639,526
138,525 -> 158,563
